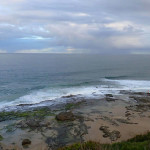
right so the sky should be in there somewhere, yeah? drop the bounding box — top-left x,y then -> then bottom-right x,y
0,0 -> 150,54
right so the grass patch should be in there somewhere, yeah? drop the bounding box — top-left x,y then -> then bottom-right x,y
127,132 -> 150,142
0,107 -> 55,121
58,132 -> 150,150
58,141 -> 101,150
103,141 -> 150,150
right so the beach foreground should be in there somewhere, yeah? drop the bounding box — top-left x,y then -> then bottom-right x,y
0,90 -> 150,150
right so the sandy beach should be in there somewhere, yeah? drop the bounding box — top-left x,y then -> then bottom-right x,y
0,91 -> 150,150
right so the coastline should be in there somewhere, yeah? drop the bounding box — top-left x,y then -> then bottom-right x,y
0,90 -> 150,149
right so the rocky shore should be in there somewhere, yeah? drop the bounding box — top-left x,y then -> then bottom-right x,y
0,91 -> 150,150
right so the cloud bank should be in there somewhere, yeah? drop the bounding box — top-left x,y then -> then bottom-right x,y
0,0 -> 150,54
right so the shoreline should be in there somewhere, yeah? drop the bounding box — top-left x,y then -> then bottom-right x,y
0,90 -> 150,149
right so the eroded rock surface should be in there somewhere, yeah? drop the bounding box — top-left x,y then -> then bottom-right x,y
56,112 -> 76,121
16,118 -> 51,129
99,126 -> 121,141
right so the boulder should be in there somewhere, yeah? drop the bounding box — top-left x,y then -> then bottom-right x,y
22,139 -> 31,146
56,112 -> 75,121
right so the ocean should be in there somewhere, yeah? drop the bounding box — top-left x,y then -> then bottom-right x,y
0,54 -> 150,110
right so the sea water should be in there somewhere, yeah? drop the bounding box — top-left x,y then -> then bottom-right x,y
0,54 -> 150,110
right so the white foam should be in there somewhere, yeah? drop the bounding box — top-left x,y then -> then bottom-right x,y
0,86 -> 104,110
1,79 -> 150,110
102,79 -> 150,92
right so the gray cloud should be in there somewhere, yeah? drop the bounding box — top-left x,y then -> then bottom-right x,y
0,0 -> 150,53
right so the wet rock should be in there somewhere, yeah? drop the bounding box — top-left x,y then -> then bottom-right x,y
56,112 -> 76,121
126,104 -> 150,112
17,103 -> 33,106
100,126 -> 109,131
0,144 -> 3,150
99,126 -> 121,141
106,97 -> 116,102
62,95 -> 76,98
105,94 -> 116,102
116,118 -> 137,124
120,90 -> 131,94
46,119 -> 87,149
129,96 -> 150,103
101,116 -> 119,126
125,111 -> 131,117
46,138 -> 58,149
105,94 -> 113,98
22,139 -> 31,146
19,119 -> 41,128
132,92 -> 146,96
16,120 -> 28,128
120,91 -> 146,96
0,118 -> 6,122
110,130 -> 121,141
39,121 -> 51,127
26,119 -> 40,128
99,126 -> 110,138
16,119 -> 50,129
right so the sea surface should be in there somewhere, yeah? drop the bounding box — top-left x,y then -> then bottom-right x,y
0,54 -> 150,110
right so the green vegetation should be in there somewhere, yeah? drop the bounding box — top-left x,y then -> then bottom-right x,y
65,102 -> 83,110
58,132 -> 150,150
0,135 -> 3,141
58,141 -> 101,150
127,132 -> 150,143
0,107 -> 55,121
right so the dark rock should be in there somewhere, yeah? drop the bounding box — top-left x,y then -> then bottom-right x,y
120,91 -> 146,96
106,97 -> 116,102
129,96 -> 150,103
103,134 -> 109,138
17,119 -> 50,129
132,92 -> 146,96
17,104 -> 33,106
46,117 -> 87,149
101,116 -> 119,126
62,95 -> 76,98
99,126 -> 110,138
116,118 -> 137,124
105,94 -> 113,97
39,122 -> 50,127
99,126 -> 109,131
100,126 -> 121,141
22,139 -> 31,146
56,112 -> 75,121
26,119 -> 40,128
126,104 -> 150,112
125,112 -> 131,117
120,90 -> 131,94
0,144 -> 3,150
16,120 -> 28,128
105,94 -> 116,102
110,130 -> 121,141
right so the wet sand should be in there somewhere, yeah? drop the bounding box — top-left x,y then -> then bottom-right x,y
0,91 -> 150,150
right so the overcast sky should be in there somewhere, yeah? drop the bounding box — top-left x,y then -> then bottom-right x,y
0,0 -> 150,54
